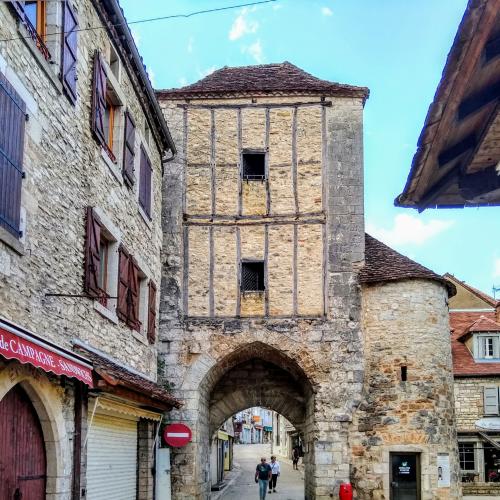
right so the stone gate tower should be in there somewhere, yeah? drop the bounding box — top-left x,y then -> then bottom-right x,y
157,62 -> 368,499
156,63 -> 460,500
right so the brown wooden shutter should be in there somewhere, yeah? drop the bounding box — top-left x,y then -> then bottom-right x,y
122,111 -> 136,186
84,207 -> 101,298
91,51 -> 107,146
61,2 -> 78,103
0,72 -> 26,238
128,258 -> 141,331
139,147 -> 152,218
117,246 -> 130,321
147,281 -> 157,344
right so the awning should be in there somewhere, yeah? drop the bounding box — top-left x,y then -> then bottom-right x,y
73,340 -> 181,410
218,430 -> 229,441
478,431 -> 500,450
0,317 -> 93,386
264,426 -> 273,432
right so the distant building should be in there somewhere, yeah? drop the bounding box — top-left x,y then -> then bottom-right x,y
447,274 -> 500,496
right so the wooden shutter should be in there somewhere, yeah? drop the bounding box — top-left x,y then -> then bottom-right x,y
122,111 -> 136,186
147,281 -> 157,344
484,386 -> 499,415
61,2 -> 78,103
0,72 -> 26,238
10,1 -> 25,20
128,258 -> 141,332
84,207 -> 101,298
91,51 -> 107,146
117,246 -> 130,321
139,147 -> 152,218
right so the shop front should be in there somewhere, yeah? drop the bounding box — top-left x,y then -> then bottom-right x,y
0,317 -> 93,500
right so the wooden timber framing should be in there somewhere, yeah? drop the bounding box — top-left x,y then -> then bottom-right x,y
237,108 -> 243,216
185,219 -> 325,227
265,107 -> 271,214
182,107 -> 188,214
209,226 -> 214,317
236,227 -> 241,316
184,211 -> 325,221
176,101 -> 333,110
292,106 -> 299,214
264,224 -> 269,316
182,225 -> 189,314
293,224 -> 298,316
210,109 -> 216,216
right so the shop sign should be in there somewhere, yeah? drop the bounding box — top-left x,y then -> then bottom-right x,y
163,423 -> 192,447
0,322 -> 93,386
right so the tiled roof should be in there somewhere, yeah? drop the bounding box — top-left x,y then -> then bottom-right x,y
156,62 -> 369,101
465,315 -> 500,334
360,234 -> 456,296
450,311 -> 500,377
74,343 -> 181,409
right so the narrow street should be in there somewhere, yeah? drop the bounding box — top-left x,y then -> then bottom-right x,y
219,444 -> 304,500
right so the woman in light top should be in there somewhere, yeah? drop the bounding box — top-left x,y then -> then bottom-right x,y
269,455 -> 280,494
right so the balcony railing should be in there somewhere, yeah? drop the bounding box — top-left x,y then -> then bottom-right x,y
23,16 -> 51,61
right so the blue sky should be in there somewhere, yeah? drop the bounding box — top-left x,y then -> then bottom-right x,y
121,0 -> 500,296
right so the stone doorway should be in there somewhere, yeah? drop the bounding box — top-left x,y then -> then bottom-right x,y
170,342 -> 317,499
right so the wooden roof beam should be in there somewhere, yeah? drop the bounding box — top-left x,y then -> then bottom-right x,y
438,134 -> 477,167
457,81 -> 500,120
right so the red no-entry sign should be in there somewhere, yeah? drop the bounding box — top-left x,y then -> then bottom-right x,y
163,423 -> 192,447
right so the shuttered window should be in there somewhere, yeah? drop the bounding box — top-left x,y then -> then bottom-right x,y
0,72 -> 26,238
61,1 -> 78,103
138,146 -> 152,218
84,207 -> 102,298
92,51 -> 107,148
147,281 -> 157,344
117,246 -> 141,331
484,386 -> 499,415
122,111 -> 136,186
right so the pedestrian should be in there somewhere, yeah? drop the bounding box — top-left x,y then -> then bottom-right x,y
255,456 -> 272,499
292,446 -> 299,470
269,455 -> 280,493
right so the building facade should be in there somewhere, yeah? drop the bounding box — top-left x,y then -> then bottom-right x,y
158,63 -> 461,499
447,274 -> 500,497
0,1 -> 177,499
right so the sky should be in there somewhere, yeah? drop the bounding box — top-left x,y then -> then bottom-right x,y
120,0 -> 500,297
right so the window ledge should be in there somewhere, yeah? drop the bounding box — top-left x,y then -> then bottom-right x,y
132,329 -> 148,346
101,148 -> 123,185
138,205 -> 152,230
241,290 -> 265,295
0,226 -> 25,256
94,301 -> 118,324
18,23 -> 62,95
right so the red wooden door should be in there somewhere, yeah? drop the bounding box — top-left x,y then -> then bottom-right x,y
0,385 -> 47,499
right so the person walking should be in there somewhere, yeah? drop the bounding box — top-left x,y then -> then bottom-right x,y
268,455 -> 280,493
255,457 -> 272,499
292,446 -> 300,470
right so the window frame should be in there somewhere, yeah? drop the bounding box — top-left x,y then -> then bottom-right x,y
475,333 -> 500,360
240,260 -> 266,293
458,442 -> 476,473
241,150 -> 266,181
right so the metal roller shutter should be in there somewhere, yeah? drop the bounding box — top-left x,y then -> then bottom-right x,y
86,412 -> 138,500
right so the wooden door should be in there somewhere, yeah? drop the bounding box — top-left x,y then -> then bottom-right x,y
0,385 -> 47,500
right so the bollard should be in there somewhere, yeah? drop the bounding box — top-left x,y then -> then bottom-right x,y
339,482 -> 353,500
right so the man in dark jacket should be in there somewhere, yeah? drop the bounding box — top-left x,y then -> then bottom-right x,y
255,457 -> 272,499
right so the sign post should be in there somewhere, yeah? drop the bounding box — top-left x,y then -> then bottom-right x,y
163,423 -> 192,448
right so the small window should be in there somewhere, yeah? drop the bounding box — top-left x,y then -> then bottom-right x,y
478,335 -> 500,359
242,152 -> 265,181
103,96 -> 116,157
25,1 -> 46,40
97,233 -> 112,307
241,261 -> 265,292
139,146 -> 152,218
458,443 -> 475,472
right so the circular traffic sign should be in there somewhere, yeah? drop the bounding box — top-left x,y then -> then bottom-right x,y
163,423 -> 192,447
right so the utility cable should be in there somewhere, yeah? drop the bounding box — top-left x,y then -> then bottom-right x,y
0,0 -> 278,43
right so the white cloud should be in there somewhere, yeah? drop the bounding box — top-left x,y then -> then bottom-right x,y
493,258 -> 500,279
366,214 -> 454,247
229,8 -> 259,41
321,6 -> 333,16
187,36 -> 194,54
242,39 -> 264,64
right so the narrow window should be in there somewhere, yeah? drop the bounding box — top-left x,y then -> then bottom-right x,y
61,1 -> 78,103
0,72 -> 26,238
242,152 -> 265,181
400,366 -> 407,382
25,1 -> 46,40
139,146 -> 152,218
458,443 -> 475,472
97,233 -> 112,307
103,97 -> 115,155
241,261 -> 265,292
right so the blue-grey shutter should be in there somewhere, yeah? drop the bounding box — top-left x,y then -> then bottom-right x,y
484,386 -> 499,415
61,1 -> 78,103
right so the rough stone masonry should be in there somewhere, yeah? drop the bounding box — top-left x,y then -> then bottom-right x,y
156,63 -> 460,499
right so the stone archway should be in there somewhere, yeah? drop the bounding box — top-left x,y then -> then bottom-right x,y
177,341 -> 316,499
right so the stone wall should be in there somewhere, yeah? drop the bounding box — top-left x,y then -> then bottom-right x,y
351,279 -> 461,500
159,94 -> 366,499
454,377 -> 499,430
0,0 -> 166,377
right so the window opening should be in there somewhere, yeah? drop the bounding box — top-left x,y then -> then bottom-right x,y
400,366 -> 407,382
458,443 -> 475,472
241,261 -> 265,292
242,152 -> 265,181
23,1 -> 50,60
98,233 -> 111,307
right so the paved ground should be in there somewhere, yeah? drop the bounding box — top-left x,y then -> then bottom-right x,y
218,444 -> 304,500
